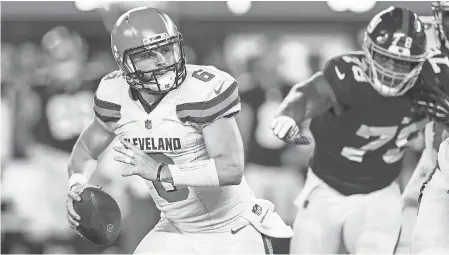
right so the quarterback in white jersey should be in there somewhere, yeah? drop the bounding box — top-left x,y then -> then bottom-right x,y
65,7 -> 292,254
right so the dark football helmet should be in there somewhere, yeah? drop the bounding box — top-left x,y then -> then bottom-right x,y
110,7 -> 186,94
363,6 -> 427,97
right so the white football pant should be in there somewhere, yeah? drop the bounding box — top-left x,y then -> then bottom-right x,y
290,169 -> 402,254
134,217 -> 273,254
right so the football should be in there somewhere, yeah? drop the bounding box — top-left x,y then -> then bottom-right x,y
73,186 -> 121,246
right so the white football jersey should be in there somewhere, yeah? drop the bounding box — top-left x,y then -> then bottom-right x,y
93,64 -> 255,232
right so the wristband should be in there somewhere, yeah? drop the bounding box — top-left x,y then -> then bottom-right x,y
168,158 -> 219,187
156,163 -> 165,182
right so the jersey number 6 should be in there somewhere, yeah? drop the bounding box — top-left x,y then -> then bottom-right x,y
193,69 -> 215,82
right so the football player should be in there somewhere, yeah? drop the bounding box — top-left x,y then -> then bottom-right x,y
1,27 -> 100,243
411,1 -> 449,253
30,26 -> 96,157
271,7 -> 428,253
65,7 -> 292,254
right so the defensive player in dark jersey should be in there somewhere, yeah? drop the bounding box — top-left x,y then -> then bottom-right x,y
0,27 -> 104,252
271,7 -> 428,253
27,26 -> 98,156
411,1 -> 449,253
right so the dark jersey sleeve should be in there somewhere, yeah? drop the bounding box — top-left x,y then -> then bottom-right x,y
412,51 -> 449,126
421,53 -> 449,149
420,52 -> 449,92
322,55 -> 357,107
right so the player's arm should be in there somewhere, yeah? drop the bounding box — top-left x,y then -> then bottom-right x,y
67,117 -> 116,184
401,122 -> 438,207
272,71 -> 340,141
68,78 -> 121,187
155,117 -> 244,187
202,116 -> 244,185
66,76 -> 120,230
66,117 -> 115,229
279,71 -> 338,122
161,78 -> 243,187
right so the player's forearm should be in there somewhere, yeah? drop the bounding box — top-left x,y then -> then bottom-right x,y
277,72 -> 332,123
160,116 -> 244,187
159,154 -> 243,187
67,139 -> 98,179
67,118 -> 115,186
414,147 -> 437,180
214,154 -> 244,185
277,85 -> 307,124
401,147 -> 437,206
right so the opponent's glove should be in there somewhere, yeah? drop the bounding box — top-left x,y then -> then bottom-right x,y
271,116 -> 311,145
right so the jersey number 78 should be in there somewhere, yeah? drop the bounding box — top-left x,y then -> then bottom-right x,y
341,118 -> 427,164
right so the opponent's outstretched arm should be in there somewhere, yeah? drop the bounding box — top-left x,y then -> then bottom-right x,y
272,71 -> 339,142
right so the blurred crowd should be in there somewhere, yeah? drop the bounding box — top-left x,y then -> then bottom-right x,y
1,6 -> 367,253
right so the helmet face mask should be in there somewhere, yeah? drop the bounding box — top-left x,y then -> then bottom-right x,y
363,6 -> 427,97
111,8 -> 187,95
123,36 -> 185,93
364,39 -> 423,97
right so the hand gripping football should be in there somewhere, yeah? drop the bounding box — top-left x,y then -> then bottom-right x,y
73,186 -> 121,246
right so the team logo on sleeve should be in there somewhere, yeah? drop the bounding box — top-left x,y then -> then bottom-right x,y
214,81 -> 225,94
334,66 -> 346,80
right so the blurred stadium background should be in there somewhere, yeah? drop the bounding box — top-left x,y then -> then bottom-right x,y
0,1 -> 437,254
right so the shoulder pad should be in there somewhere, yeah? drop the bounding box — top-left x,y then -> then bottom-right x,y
322,52 -> 365,82
102,70 -> 124,81
421,49 -> 449,75
93,71 -> 125,124
176,65 -> 240,124
322,52 -> 367,105
420,49 -> 449,92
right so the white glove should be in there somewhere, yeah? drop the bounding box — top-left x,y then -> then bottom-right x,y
271,116 -> 299,140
